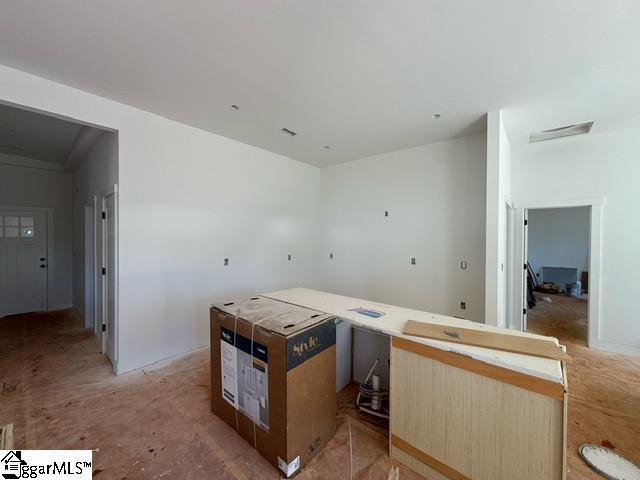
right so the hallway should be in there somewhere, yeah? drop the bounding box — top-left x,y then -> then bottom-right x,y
0,310 -> 411,479
527,293 -> 640,478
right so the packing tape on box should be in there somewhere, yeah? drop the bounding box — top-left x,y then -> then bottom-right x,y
250,314 -> 272,449
233,314 -> 240,433
230,311 -> 282,449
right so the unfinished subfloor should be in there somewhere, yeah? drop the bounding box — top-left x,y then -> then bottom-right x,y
2,306 -> 639,479
527,292 -> 640,479
0,309 -> 419,480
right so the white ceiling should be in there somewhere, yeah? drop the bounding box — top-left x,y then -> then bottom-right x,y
0,1 -> 639,166
0,102 -> 85,164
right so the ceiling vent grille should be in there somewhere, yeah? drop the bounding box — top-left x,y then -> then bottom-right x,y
529,121 -> 593,143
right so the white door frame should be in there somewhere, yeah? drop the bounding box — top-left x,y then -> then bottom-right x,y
83,204 -> 95,329
511,197 -> 604,348
91,195 -> 100,341
0,205 -> 54,313
101,185 -> 119,371
507,208 -> 528,332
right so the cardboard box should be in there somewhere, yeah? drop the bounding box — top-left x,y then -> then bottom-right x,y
210,296 -> 336,478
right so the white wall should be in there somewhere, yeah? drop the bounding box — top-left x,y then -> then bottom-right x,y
72,131 -> 118,319
485,110 -> 512,327
0,158 -> 72,310
527,207 -> 590,281
0,64 -> 322,374
320,134 -> 487,322
512,127 -> 640,356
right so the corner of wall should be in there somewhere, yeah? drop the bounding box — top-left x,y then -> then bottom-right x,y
485,110 -> 513,328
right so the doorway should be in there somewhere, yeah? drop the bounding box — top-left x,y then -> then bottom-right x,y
507,200 -> 603,348
525,207 -> 590,343
0,208 -> 49,317
0,100 -> 119,372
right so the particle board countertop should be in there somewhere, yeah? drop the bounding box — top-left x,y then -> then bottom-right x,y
262,287 -> 564,383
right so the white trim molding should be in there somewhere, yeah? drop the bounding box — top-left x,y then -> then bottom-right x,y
587,203 -> 603,349
589,339 -> 640,358
513,197 -> 605,209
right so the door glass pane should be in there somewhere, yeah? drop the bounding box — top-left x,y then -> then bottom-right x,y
21,227 -> 34,237
5,227 -> 19,237
20,217 -> 34,227
5,216 -> 19,227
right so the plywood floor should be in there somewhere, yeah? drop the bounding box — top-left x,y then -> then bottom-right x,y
2,305 -> 639,479
0,309 -> 418,480
527,292 -> 640,479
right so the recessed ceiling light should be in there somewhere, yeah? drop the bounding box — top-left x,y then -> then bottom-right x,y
229,104 -> 239,110
281,128 -> 297,136
432,113 -> 441,120
529,121 -> 593,143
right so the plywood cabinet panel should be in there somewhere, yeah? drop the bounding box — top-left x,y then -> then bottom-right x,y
390,341 -> 565,480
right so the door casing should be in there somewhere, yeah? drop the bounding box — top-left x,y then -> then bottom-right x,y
99,186 -> 118,371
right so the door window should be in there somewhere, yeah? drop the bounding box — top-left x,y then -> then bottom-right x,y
0,215 -> 34,237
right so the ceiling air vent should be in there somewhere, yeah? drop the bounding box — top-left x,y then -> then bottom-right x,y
281,127 -> 298,136
529,121 -> 593,143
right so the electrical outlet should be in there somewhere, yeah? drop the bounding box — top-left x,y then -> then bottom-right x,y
411,257 -> 416,265
461,260 -> 467,270
460,301 -> 466,310
329,253 -> 334,259
223,258 -> 229,266
385,210 -> 389,217
288,254 -> 292,261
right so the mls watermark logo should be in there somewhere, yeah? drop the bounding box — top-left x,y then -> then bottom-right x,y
1,450 -> 92,479
1,451 -> 25,479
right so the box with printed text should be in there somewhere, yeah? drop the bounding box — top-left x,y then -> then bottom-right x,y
210,296 -> 336,478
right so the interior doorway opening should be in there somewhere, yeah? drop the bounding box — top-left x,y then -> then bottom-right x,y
507,199 -> 603,349
525,207 -> 590,344
0,100 -> 119,372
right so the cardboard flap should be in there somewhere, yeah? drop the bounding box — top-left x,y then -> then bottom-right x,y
212,296 -> 332,336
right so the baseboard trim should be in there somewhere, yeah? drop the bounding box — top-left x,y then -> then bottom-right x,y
590,339 -> 640,358
116,345 -> 208,376
71,304 -> 84,318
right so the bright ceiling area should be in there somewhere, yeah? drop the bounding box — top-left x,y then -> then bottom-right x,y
0,1 -> 639,166
0,103 -> 85,163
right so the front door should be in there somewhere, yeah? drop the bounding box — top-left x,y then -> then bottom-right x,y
0,210 -> 47,317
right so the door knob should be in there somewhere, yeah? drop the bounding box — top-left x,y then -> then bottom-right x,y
40,265 -> 46,268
